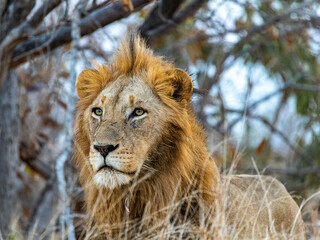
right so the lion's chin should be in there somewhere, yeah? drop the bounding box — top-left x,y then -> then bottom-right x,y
93,171 -> 132,190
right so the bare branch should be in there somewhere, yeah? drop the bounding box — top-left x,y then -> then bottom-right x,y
27,175 -> 56,236
224,108 -> 314,165
0,0 -> 62,47
19,140 -> 55,180
0,0 -> 36,42
234,79 -> 320,114
20,157 -> 53,180
0,0 -> 62,87
141,0 -> 208,43
201,1 -> 315,91
0,0 -> 7,18
139,0 -> 184,39
10,0 -> 152,68
28,0 -> 63,27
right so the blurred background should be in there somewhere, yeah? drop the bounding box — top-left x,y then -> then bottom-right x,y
0,0 -> 319,239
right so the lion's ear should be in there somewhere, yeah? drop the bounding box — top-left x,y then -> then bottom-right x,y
169,68 -> 193,104
76,67 -> 109,99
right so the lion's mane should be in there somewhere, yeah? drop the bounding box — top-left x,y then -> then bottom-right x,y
74,35 -> 220,231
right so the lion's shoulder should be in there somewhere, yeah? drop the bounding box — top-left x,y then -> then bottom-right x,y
223,174 -> 286,193
221,174 -> 304,239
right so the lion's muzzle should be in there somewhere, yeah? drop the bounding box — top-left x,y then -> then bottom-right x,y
94,144 -> 119,159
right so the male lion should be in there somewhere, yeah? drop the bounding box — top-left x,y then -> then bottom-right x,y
74,34 -> 305,239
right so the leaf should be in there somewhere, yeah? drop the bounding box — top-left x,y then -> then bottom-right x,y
59,71 -> 70,79
256,138 -> 266,155
42,117 -> 64,130
64,42 -> 71,51
120,0 -> 134,12
37,105 -> 52,115
57,99 -> 67,111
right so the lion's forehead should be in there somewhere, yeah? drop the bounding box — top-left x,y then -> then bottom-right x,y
92,77 -> 156,107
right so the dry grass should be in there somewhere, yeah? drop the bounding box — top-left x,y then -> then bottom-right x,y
78,175 -> 319,240
8,171 -> 318,240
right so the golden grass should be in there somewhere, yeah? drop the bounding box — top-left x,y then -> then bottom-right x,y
7,170 -> 319,240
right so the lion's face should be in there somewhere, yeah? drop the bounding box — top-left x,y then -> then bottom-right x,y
76,36 -> 194,190
84,76 -> 166,189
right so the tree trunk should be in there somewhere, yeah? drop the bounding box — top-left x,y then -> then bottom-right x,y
0,70 -> 20,238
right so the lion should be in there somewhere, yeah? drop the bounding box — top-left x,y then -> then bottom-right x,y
74,34 -> 305,239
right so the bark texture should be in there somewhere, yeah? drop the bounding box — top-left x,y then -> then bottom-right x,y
0,71 -> 20,238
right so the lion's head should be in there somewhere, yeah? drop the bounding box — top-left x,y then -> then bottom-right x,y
75,35 -> 196,190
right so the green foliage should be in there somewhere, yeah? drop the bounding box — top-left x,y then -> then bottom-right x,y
236,1 -> 320,116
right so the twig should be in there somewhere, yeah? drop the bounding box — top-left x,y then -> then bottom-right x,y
196,2 -> 316,126
201,0 -> 314,91
20,142 -> 53,180
254,115 -> 313,164
27,175 -> 56,237
139,0 -> 184,39
224,108 -> 314,165
142,0 -> 208,43
216,87 -> 226,129
0,0 -> 63,87
28,0 -> 63,27
21,156 -> 53,180
248,87 -> 286,110
226,75 -> 318,130
0,0 -> 62,46
248,81 -> 320,111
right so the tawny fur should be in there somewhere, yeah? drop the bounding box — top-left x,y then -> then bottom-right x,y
74,34 -> 304,239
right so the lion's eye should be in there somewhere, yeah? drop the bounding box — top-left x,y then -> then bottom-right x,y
132,108 -> 146,117
92,107 -> 103,116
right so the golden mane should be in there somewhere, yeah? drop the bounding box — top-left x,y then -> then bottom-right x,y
74,34 -> 220,233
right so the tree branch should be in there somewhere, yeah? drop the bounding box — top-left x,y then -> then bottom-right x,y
10,0 -> 151,68
224,108 -> 314,165
21,157 -> 53,180
0,0 -> 36,42
27,175 -> 56,236
139,0 -> 184,40
19,140 -> 56,180
141,0 -> 208,43
0,0 -> 62,87
200,1 -> 314,91
28,0 -> 63,27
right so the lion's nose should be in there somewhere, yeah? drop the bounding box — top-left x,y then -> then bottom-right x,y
94,144 -> 119,159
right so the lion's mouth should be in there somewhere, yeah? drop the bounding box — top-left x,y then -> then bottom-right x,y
97,164 -> 136,176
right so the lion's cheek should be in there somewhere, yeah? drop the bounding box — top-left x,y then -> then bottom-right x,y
88,146 -> 104,171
